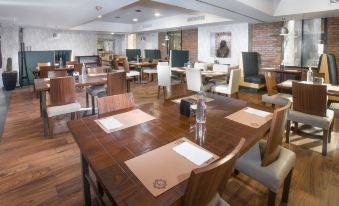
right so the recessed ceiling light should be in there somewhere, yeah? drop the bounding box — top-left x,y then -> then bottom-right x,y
135,9 -> 142,12
110,32 -> 114,35
154,12 -> 161,17
133,18 -> 138,22
97,15 -> 102,19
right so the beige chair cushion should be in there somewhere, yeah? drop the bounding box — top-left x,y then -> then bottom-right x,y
329,103 -> 339,118
235,141 -> 296,192
47,102 -> 81,117
213,84 -> 229,94
288,109 -> 334,129
143,69 -> 158,74
127,70 -> 140,77
262,93 -> 292,106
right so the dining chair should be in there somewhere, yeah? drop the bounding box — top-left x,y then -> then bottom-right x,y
48,70 -> 67,78
66,61 -> 78,65
181,138 -> 245,206
112,59 -> 125,72
39,66 -> 54,78
143,59 -> 158,82
85,68 -> 106,115
97,71 -> 128,98
123,59 -> 140,81
235,101 -> 296,206
47,76 -> 81,136
158,61 -> 169,66
97,93 -> 135,116
261,72 -> 292,107
186,68 -> 212,92
73,63 -> 83,75
194,62 -> 208,71
286,82 -> 334,156
211,69 -> 241,98
207,64 -> 230,85
157,65 -> 172,99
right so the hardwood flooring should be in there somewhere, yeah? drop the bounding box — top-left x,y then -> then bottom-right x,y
0,81 -> 338,206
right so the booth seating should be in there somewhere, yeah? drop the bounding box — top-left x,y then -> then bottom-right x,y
239,52 -> 266,92
319,53 -> 339,102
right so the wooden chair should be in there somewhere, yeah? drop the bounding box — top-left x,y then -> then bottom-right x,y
180,138 -> 245,206
212,69 -> 241,98
262,72 -> 292,107
235,101 -> 296,206
112,59 -> 124,72
97,93 -> 135,116
143,59 -> 158,82
85,68 -> 106,115
73,63 -> 83,75
39,66 -> 54,78
97,72 -> 128,97
48,70 -> 67,78
123,59 -> 140,81
286,82 -> 334,156
47,76 -> 81,136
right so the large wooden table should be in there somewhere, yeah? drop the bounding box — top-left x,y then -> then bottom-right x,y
67,94 -> 272,206
35,76 -> 108,137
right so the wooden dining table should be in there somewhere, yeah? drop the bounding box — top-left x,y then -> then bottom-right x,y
35,75 -> 108,137
67,93 -> 272,206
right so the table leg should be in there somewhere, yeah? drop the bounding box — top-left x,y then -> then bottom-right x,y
81,154 -> 92,206
41,91 -> 48,137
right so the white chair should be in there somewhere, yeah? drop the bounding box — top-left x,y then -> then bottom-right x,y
186,68 -> 212,92
143,59 -> 158,82
158,61 -> 169,66
209,64 -> 230,85
157,65 -> 172,99
194,62 -> 208,71
123,59 -> 140,80
212,69 -> 241,98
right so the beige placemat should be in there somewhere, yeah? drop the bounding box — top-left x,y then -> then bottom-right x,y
125,137 -> 219,197
95,109 -> 156,133
226,107 -> 272,128
172,95 -> 214,104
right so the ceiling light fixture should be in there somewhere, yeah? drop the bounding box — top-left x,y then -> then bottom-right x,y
97,15 -> 102,19
154,12 -> 160,17
110,32 -> 114,35
133,18 -> 138,22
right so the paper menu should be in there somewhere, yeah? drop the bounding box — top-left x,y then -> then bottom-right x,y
97,116 -> 123,131
172,142 -> 213,166
244,107 -> 271,117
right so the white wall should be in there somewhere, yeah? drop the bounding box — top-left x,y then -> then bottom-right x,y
136,32 -> 158,57
0,24 -> 20,73
198,23 -> 249,66
97,33 -> 125,55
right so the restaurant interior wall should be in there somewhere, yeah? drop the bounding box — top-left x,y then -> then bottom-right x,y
136,32 -> 159,57
327,17 -> 339,65
97,33 -> 126,58
198,23 -> 249,66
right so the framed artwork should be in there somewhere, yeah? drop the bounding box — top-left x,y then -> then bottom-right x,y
210,32 -> 231,58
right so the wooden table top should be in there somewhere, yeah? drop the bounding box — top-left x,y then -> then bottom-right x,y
32,67 -> 75,73
277,80 -> 339,97
262,68 -> 302,74
129,61 -> 156,67
34,76 -> 107,92
67,94 -> 272,206
171,67 -> 228,78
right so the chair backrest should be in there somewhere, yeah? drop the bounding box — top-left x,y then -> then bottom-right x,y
182,138 -> 245,206
106,72 -> 127,96
186,68 -> 203,92
73,63 -> 83,73
49,76 -> 76,106
66,61 -> 78,65
97,93 -> 135,116
292,82 -> 327,117
123,59 -> 130,72
142,58 -> 149,62
112,59 -> 120,70
212,64 -> 229,73
241,52 -> 259,77
37,62 -> 51,67
194,62 -> 207,71
328,54 -> 338,85
157,65 -> 171,87
151,59 -> 158,68
48,70 -> 67,78
261,101 -> 291,166
39,66 -> 54,78
264,72 -> 278,96
228,69 -> 241,94
158,61 -> 169,66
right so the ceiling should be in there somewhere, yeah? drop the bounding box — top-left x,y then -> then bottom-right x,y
100,0 -> 195,24
0,0 -> 339,32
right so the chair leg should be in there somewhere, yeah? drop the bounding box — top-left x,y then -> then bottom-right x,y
97,180 -> 104,196
91,96 -> 95,115
286,120 -> 291,143
163,87 -> 166,99
329,120 -> 334,143
282,169 -> 293,203
71,112 -> 75,120
322,129 -> 328,156
48,117 -> 53,137
235,92 -> 239,99
157,86 -> 161,99
86,92 -> 89,107
234,169 -> 239,175
294,122 -> 298,133
76,111 -> 81,119
268,190 -> 276,206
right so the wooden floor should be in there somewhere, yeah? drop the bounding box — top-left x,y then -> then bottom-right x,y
0,81 -> 338,206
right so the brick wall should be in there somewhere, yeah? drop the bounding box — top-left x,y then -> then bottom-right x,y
250,22 -> 283,69
326,17 -> 339,64
182,28 -> 198,62
158,28 -> 198,62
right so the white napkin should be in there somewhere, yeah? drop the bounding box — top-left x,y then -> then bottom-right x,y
98,117 -> 123,131
173,142 -> 213,166
244,107 -> 271,118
